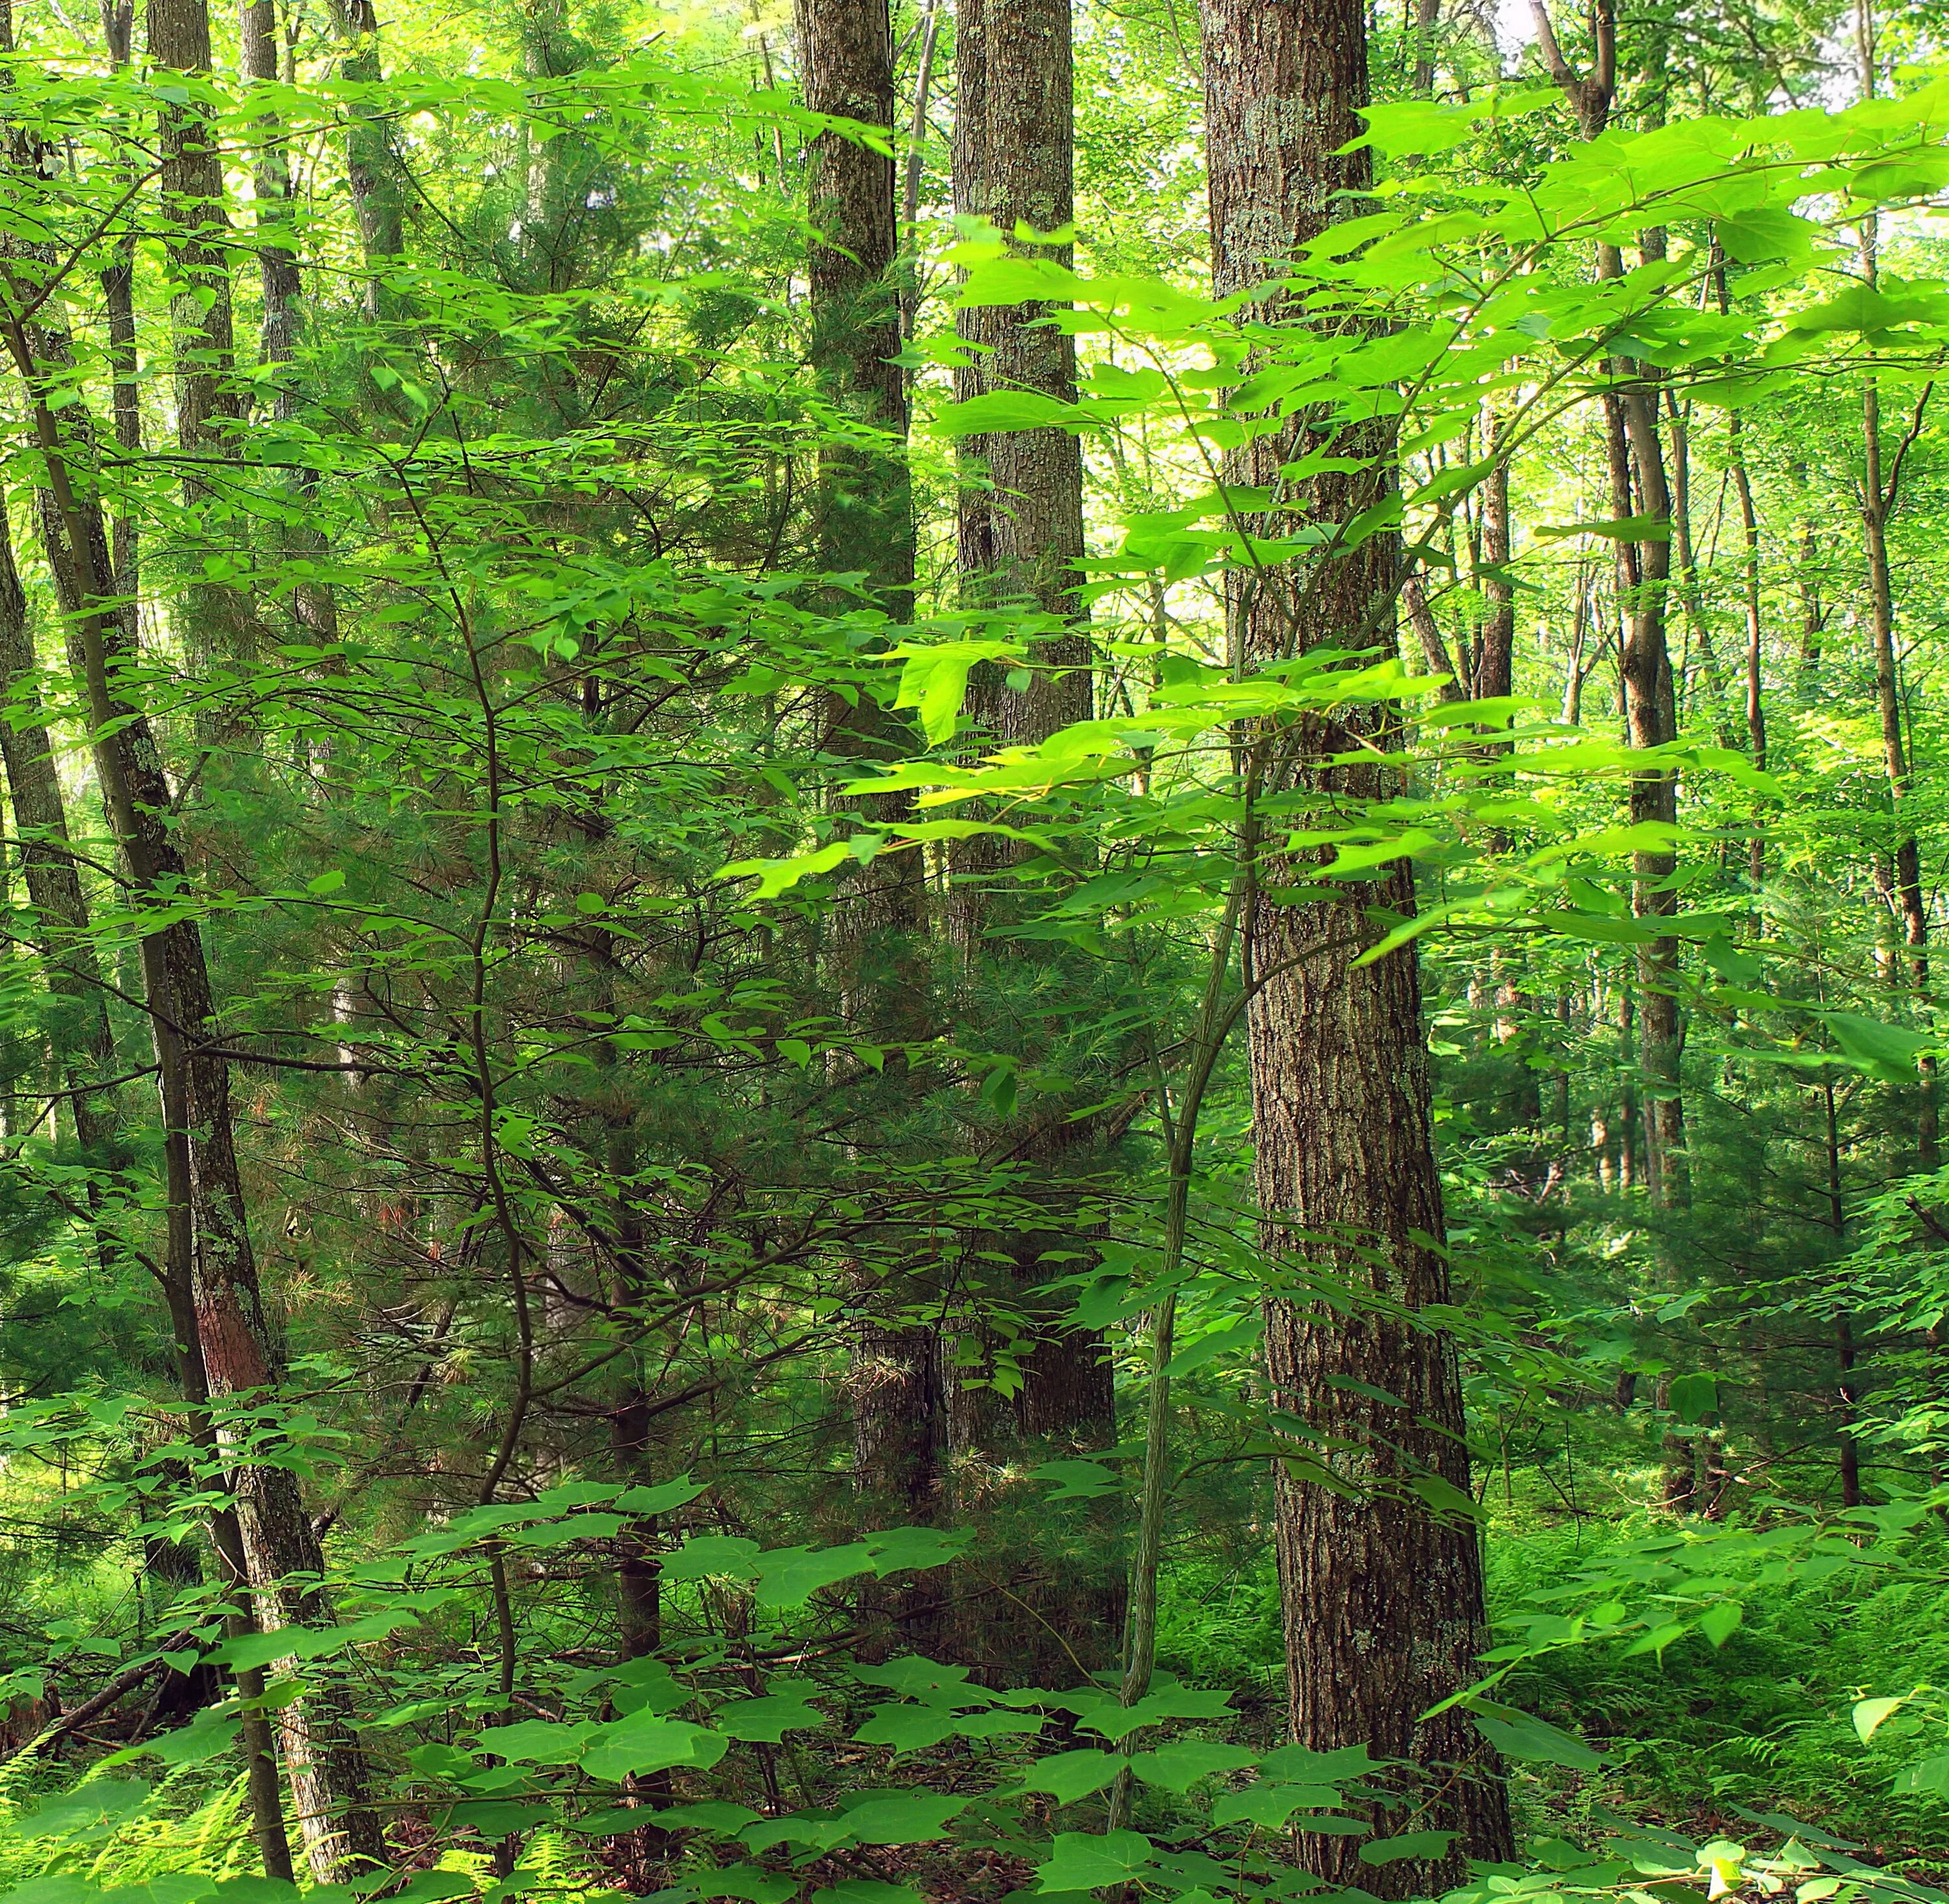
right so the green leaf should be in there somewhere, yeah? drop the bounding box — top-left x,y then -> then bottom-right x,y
612,1476 -> 707,1516
1027,1458 -> 1123,1500
936,391 -> 1072,437
719,840 -> 860,898
578,1714 -> 728,1781
687,1869 -> 798,1904
1535,514 -> 1672,542
1822,1011 -> 1937,1082
1470,1708 -> 1605,1771
864,1527 -> 970,1573
854,1703 -> 962,1754
713,1695 -> 828,1743
306,870 -> 346,895
826,1790 -> 969,1846
1854,1694 -> 1910,1744
1256,1742 -> 1376,1782
752,1542 -> 876,1606
1075,1683 -> 1232,1741
1129,1741 -> 1260,1792
850,1655 -> 985,1700
661,1534 -> 762,1583
1668,1373 -> 1718,1424
1700,1602 -> 1742,1649
105,1706 -> 239,1768
1360,1831 -> 1457,1864
481,1718 -> 598,1764
1033,1829 -> 1156,1892
1013,1749 -> 1123,1803
507,1512 -> 628,1547
887,641 -> 1020,746
1893,1751 -> 1949,1794
12,1779 -> 151,1840
654,1802 -> 763,1834
1210,1784 -> 1350,1829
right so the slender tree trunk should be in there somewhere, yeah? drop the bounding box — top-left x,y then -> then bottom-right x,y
0,505 -> 116,1149
945,0 -> 1120,1685
1854,0 -> 1936,1170
1198,0 -> 1512,1885
797,0 -> 940,1614
3,257 -> 384,1900
327,0 -> 408,316
1727,416 -> 1768,885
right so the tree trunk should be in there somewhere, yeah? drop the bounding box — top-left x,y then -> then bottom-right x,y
797,0 -> 940,1614
327,0 -> 409,315
942,0 -> 1121,1686
1198,0 -> 1513,1886
0,503 -> 116,1150
6,269 -> 385,1894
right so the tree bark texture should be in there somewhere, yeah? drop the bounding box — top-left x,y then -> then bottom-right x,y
1199,0 -> 1513,1885
944,0 -> 1122,1686
797,0 -> 913,603
13,280 -> 384,1885
0,505 -> 116,1150
797,0 -> 940,1603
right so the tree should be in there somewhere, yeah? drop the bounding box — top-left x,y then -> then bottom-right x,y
1197,0 -> 1515,1885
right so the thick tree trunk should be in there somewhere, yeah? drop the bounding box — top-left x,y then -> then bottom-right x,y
1198,0 -> 1513,1886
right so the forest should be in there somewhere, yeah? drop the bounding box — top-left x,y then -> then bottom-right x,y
4,0 -> 1949,1900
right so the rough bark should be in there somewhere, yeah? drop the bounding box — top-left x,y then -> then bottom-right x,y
945,0 -> 1121,1685
0,504 -> 116,1151
7,249 -> 383,1886
1855,0 -> 1935,1168
797,0 -> 939,1588
1199,0 -> 1514,1886
327,0 -> 408,316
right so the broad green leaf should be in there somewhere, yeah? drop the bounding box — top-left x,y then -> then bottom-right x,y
1700,1602 -> 1742,1649
1211,1785 -> 1351,1829
854,1703 -> 961,1754
1129,1741 -> 1260,1792
712,1695 -> 828,1742
1668,1374 -> 1718,1424
578,1714 -> 727,1780
480,1718 -> 598,1764
751,1542 -> 875,1606
1074,1683 -> 1232,1741
1854,1695 -> 1910,1744
1822,1011 -> 1937,1082
611,1476 -> 707,1516
1028,1458 -> 1123,1499
687,1869 -> 798,1904
936,390 -> 1072,437
1013,1749 -> 1123,1803
1256,1742 -> 1377,1782
1470,1708 -> 1605,1771
11,1780 -> 151,1841
826,1790 -> 969,1846
661,1534 -> 762,1583
1033,1829 -> 1157,1892
1361,1831 -> 1458,1864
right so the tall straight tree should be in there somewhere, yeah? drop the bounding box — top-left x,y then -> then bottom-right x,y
949,0 -> 1121,1683
1853,0 -> 1937,1170
1197,0 -> 1514,1888
1533,0 -> 1687,1201
795,0 -> 939,1547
